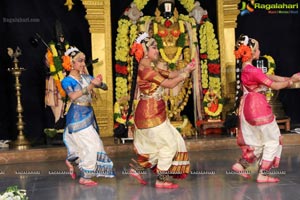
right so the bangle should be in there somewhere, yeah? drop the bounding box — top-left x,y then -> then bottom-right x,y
82,87 -> 89,95
179,72 -> 188,81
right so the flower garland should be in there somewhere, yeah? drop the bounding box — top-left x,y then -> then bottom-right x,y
179,0 -> 195,12
199,18 -> 221,95
46,42 -> 69,98
263,55 -> 276,75
114,18 -> 132,100
153,19 -> 186,70
133,0 -> 149,10
263,55 -> 276,100
0,186 -> 28,200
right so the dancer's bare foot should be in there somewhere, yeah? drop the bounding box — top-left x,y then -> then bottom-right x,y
155,180 -> 178,189
129,168 -> 147,185
231,163 -> 251,179
256,173 -> 279,183
65,160 -> 76,179
79,178 -> 98,186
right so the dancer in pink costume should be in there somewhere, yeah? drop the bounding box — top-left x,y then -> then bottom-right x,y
231,34 -> 300,183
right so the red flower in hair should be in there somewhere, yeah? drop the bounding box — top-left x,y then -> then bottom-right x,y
130,42 -> 144,62
234,45 -> 252,63
62,55 -> 72,71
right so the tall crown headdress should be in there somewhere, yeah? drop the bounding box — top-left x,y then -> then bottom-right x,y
158,0 -> 175,6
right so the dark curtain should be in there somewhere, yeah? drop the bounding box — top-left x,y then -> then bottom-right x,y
236,0 -> 300,124
0,0 -> 91,144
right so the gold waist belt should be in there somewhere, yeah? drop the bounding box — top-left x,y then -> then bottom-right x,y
73,102 -> 91,106
140,93 -> 162,100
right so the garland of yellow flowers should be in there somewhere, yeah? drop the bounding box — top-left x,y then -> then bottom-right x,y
199,19 -> 221,95
46,42 -> 69,98
114,19 -> 132,100
264,55 -> 276,75
263,55 -> 276,100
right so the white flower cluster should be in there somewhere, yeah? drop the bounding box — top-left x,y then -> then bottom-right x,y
0,186 -> 28,200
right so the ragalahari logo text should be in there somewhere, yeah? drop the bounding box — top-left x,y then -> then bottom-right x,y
239,0 -> 299,16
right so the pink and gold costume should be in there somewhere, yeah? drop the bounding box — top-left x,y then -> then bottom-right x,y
237,64 -> 282,170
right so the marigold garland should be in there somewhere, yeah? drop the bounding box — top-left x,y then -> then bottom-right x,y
46,45 -> 66,98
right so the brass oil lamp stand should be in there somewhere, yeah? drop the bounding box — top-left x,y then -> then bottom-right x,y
7,47 -> 30,150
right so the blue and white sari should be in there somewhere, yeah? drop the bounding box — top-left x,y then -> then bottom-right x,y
62,74 -> 114,178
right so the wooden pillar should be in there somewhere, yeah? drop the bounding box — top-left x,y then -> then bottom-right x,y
81,0 -> 113,137
217,0 -> 240,115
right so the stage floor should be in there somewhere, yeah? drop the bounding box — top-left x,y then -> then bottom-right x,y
1,133 -> 300,165
1,145 -> 300,200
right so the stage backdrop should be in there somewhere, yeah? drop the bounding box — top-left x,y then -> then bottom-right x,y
0,0 -> 299,144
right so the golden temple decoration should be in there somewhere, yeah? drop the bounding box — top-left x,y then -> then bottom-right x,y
81,0 -> 113,137
64,0 -> 74,11
78,0 -> 240,136
217,0 -> 240,116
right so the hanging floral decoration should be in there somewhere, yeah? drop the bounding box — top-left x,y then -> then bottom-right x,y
263,55 -> 276,100
46,42 -> 70,98
263,55 -> 276,75
199,17 -> 221,96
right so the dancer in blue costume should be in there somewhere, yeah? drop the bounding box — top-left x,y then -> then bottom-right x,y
61,47 -> 114,186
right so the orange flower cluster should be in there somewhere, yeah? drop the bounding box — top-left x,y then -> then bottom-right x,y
62,55 -> 72,71
46,50 -> 54,65
130,42 -> 144,62
234,44 -> 252,63
55,79 -> 66,98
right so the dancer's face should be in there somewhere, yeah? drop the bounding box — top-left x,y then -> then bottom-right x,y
72,53 -> 86,73
147,43 -> 159,61
253,43 -> 260,60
